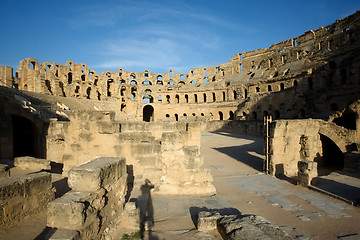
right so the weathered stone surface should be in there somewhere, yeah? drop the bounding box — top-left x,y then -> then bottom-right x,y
0,172 -> 54,229
0,163 -> 10,178
218,214 -> 291,240
197,211 -> 221,231
49,229 -> 80,240
68,157 -> 126,192
47,191 -> 98,230
14,156 -> 51,171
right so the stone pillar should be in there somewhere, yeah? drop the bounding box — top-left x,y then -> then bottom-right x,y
298,160 -> 318,186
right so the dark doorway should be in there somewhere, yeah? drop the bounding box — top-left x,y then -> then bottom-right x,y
12,115 -> 36,158
318,134 -> 344,175
143,105 -> 154,122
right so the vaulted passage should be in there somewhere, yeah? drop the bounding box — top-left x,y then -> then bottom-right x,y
143,105 -> 154,122
12,115 -> 36,158
319,134 -> 344,175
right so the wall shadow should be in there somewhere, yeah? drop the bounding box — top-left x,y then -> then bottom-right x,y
313,177 -> 360,205
213,142 -> 264,172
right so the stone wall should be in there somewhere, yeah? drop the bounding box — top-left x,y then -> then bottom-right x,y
47,157 -> 127,240
47,112 -> 215,195
0,172 -> 54,229
268,119 -> 356,177
203,120 -> 264,136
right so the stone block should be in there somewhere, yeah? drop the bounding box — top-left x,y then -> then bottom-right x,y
197,211 -> 221,231
47,191 -> 96,230
0,164 -> 10,178
49,229 -> 80,240
97,121 -> 117,134
14,156 -> 51,171
68,157 -> 126,192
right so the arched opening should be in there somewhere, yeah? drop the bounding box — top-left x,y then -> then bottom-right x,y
212,92 -> 216,102
233,90 -> 237,100
293,80 -> 298,87
143,95 -> 153,104
268,85 -> 272,92
194,94 -> 198,103
229,111 -> 234,120
280,83 -> 285,90
86,87 -> 91,99
185,94 -> 189,103
203,93 -> 207,102
175,94 -> 179,103
68,72 -> 72,84
12,115 -> 37,158
45,80 -> 53,94
143,105 -> 154,122
219,111 -> 223,120
318,134 -> 344,175
244,89 -> 247,98
222,92 -> 226,101
175,114 -> 179,121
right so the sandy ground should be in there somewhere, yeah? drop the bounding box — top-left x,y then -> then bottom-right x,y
1,132 -> 360,240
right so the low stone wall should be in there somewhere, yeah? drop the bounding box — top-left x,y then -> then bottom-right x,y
203,120 -> 263,136
46,112 -> 214,195
0,172 -> 54,229
268,119 -> 355,177
47,157 -> 127,240
14,156 -> 51,171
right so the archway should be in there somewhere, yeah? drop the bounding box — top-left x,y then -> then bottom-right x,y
12,115 -> 36,158
143,105 -> 154,122
318,134 -> 344,175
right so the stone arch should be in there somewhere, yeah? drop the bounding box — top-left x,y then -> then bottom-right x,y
318,124 -> 349,153
143,105 -> 154,122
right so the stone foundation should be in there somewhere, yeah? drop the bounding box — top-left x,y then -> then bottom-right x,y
0,172 -> 54,229
47,157 -> 127,240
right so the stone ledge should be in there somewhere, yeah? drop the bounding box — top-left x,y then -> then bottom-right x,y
14,156 -> 51,171
68,157 -> 126,192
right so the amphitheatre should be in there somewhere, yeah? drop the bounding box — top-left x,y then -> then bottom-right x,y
1,9 -> 360,240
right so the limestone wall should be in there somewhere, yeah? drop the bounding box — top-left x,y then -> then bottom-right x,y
268,119 -> 355,177
0,172 -> 54,229
203,120 -> 263,135
47,112 -> 215,195
47,157 -> 127,240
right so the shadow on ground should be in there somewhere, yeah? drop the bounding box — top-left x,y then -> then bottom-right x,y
313,177 -> 360,205
213,143 -> 264,172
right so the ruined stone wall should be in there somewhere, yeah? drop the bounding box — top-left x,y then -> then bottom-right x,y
47,111 -> 214,195
268,119 -> 356,177
0,172 -> 54,229
47,157 -> 127,240
10,11 -> 360,124
0,66 -> 13,87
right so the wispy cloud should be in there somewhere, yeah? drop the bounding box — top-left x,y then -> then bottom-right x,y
67,0 -> 257,73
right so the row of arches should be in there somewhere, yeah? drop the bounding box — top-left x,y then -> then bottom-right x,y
141,90 -> 239,104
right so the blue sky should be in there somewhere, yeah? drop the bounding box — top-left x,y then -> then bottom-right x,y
0,0 -> 359,75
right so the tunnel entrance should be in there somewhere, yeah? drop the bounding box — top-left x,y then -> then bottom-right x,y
143,105 -> 154,122
12,115 -> 36,158
318,134 -> 344,175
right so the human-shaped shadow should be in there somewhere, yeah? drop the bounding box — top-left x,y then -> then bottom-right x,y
138,179 -> 157,239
